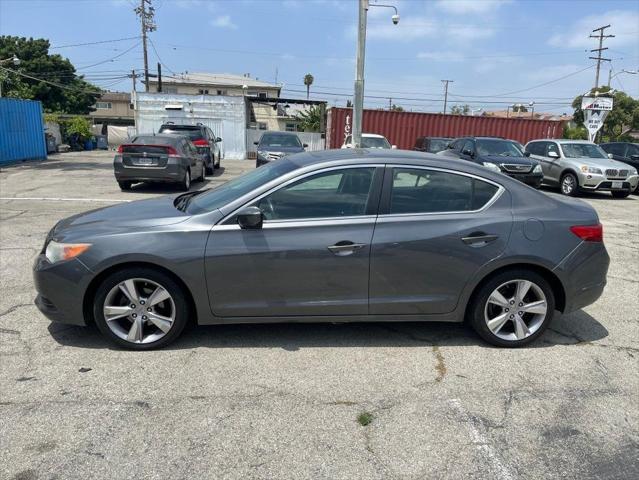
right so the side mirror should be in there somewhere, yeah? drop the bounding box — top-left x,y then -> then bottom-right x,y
237,206 -> 263,229
523,151 -> 531,157
631,154 -> 639,161
216,137 -> 222,143
607,153 -> 613,159
303,143 -> 308,148
548,151 -> 559,158
253,141 -> 259,146
462,148 -> 474,157
391,145 -> 397,149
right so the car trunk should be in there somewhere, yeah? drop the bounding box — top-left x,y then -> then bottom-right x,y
120,145 -> 173,167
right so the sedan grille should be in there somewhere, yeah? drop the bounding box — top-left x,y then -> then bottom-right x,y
266,152 -> 285,161
501,163 -> 533,173
605,169 -> 628,179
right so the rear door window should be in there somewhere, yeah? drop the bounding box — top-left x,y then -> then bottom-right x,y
388,168 -> 499,214
526,142 -> 544,156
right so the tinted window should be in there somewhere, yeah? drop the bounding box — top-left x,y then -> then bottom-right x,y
255,168 -> 375,220
476,139 -> 524,157
450,139 -> 464,151
187,160 -> 298,214
601,143 -> 624,156
560,143 -> 607,159
361,136 -> 391,149
427,139 -> 450,153
414,137 -> 425,149
461,140 -> 475,154
259,133 -> 302,148
159,126 -> 205,141
627,144 -> 639,157
133,135 -> 182,146
389,168 -> 498,214
526,142 -> 544,156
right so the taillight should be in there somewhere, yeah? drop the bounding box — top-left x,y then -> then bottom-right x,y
165,146 -> 178,155
117,145 -> 125,153
570,224 -> 603,242
192,139 -> 208,147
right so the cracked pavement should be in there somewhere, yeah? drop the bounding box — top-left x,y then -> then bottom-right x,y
1,151 -> 638,479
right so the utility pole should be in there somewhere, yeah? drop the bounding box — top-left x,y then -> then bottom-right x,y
353,0 -> 368,148
130,70 -> 137,92
589,25 -> 614,89
388,97 -> 392,110
157,62 -> 162,92
135,0 -> 156,92
441,79 -> 453,114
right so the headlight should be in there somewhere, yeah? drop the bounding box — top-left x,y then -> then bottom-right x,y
257,150 -> 268,158
580,165 -> 602,174
482,162 -> 501,172
533,164 -> 542,174
45,241 -> 91,264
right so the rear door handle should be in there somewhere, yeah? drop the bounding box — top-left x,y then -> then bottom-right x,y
461,233 -> 499,246
327,241 -> 366,256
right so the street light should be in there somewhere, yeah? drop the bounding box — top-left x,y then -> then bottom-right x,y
352,0 -> 399,147
0,55 -> 20,97
529,101 -> 535,119
608,68 -> 638,87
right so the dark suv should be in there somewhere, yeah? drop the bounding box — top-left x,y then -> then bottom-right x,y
600,142 -> 639,192
413,137 -> 451,154
158,123 -> 222,174
439,137 -> 543,188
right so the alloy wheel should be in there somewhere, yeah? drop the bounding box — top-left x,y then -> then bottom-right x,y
561,174 -> 576,195
103,278 -> 176,344
484,279 -> 548,341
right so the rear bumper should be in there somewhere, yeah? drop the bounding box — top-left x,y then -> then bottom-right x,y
33,254 -> 92,325
554,242 -> 610,314
114,160 -> 186,183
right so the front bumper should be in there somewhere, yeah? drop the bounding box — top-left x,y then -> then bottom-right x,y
579,173 -> 639,192
33,254 -> 92,325
504,171 -> 544,187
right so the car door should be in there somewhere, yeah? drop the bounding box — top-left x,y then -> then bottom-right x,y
545,142 -> 563,183
185,140 -> 203,177
369,166 -> 512,315
204,165 -> 384,318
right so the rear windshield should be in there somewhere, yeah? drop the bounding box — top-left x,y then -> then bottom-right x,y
428,139 -> 450,153
361,136 -> 391,149
259,134 -> 302,148
561,143 -> 607,159
160,126 -> 204,141
132,136 -> 181,146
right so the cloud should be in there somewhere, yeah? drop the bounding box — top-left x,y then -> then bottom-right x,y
435,0 -> 512,15
548,10 -> 639,48
211,15 -> 237,29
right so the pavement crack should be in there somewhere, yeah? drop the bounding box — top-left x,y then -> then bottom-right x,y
0,304 -> 33,318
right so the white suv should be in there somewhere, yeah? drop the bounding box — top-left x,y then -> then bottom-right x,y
342,133 -> 396,149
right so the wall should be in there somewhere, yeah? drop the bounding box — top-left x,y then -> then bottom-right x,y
134,92 -> 247,160
327,108 -> 565,149
147,83 -> 280,98
0,98 -> 47,165
90,100 -> 133,120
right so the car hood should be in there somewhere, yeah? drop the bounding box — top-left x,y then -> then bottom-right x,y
53,195 -> 189,236
567,156 -> 635,170
257,146 -> 305,154
479,155 -> 538,165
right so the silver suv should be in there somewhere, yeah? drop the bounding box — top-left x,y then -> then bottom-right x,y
525,139 -> 639,198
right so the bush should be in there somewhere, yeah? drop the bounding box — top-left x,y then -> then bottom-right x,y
563,126 -> 588,140
65,116 -> 92,142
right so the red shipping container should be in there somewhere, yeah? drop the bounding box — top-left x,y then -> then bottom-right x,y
327,107 -> 565,150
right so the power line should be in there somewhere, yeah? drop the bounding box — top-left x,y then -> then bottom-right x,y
50,36 -> 141,49
0,66 -> 102,95
75,42 -> 141,71
148,37 -> 176,76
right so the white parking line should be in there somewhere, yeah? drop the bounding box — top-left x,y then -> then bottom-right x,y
0,197 -> 130,203
449,398 -> 516,480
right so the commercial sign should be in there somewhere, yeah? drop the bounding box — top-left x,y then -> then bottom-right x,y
581,96 -> 614,142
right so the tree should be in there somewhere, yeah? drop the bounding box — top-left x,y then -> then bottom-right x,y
0,36 -> 100,114
303,73 -> 314,100
450,104 -> 470,115
390,104 -> 404,112
294,105 -> 323,132
571,86 -> 639,141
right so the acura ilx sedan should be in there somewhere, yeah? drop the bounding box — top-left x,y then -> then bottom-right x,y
34,149 -> 609,350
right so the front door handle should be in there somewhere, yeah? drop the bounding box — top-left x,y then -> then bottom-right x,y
461,233 -> 499,246
327,241 -> 366,256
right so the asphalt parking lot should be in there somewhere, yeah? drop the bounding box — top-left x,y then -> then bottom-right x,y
1,151 -> 637,480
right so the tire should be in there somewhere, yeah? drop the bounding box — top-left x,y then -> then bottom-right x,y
560,172 -> 579,196
214,154 -> 221,169
205,159 -> 214,175
179,169 -> 191,191
611,190 -> 630,198
118,181 -> 132,191
468,269 -> 555,348
197,163 -> 205,182
93,267 -> 190,350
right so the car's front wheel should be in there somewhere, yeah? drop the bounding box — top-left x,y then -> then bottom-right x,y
118,181 -> 132,191
93,267 -> 189,350
560,172 -> 579,196
469,270 -> 555,347
611,190 -> 630,198
179,169 -> 191,191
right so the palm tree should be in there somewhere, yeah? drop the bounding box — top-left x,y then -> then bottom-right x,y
303,73 -> 314,100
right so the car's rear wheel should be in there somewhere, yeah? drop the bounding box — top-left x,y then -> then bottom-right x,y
93,267 -> 189,350
118,181 -> 132,191
179,169 -> 191,191
205,158 -> 214,175
611,190 -> 630,198
469,270 -> 555,347
214,154 -> 221,169
197,163 -> 205,182
560,172 -> 579,196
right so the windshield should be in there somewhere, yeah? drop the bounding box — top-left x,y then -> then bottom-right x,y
361,136 -> 391,149
259,134 -> 302,148
160,127 -> 203,141
186,159 -> 297,214
561,143 -> 607,159
428,139 -> 450,153
476,139 -> 524,157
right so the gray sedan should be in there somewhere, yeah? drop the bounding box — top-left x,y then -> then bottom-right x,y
34,150 -> 609,349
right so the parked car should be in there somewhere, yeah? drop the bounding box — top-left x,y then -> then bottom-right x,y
439,137 -> 544,188
413,136 -> 451,154
525,139 -> 639,198
35,149 -> 608,350
158,123 -> 222,174
254,131 -> 307,167
114,134 -> 205,191
600,142 -> 639,193
342,133 -> 396,149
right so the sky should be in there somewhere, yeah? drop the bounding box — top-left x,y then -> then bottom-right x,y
0,0 -> 638,114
